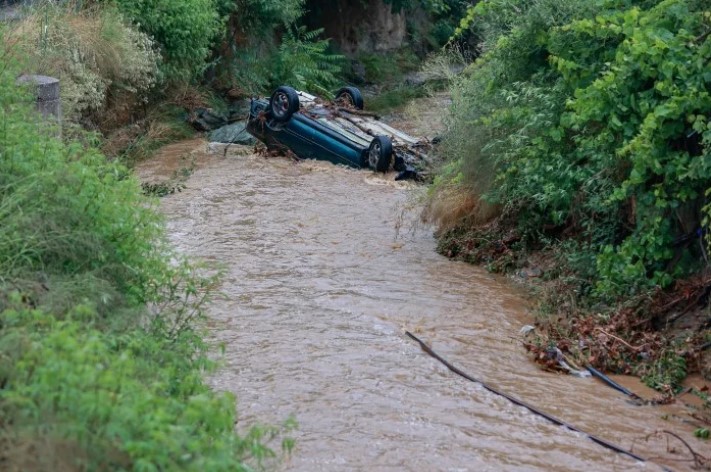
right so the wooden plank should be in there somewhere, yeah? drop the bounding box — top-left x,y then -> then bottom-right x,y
336,114 -> 383,137
297,91 -> 318,108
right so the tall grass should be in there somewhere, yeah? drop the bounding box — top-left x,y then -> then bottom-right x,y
421,49 -> 502,229
2,1 -> 159,127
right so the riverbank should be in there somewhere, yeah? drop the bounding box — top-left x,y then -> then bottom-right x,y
425,0 -> 711,446
435,221 -> 711,433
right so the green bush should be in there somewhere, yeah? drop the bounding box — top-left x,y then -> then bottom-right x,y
1,306 -> 291,472
212,0 -> 305,93
563,1 -> 711,295
270,26 -> 343,96
439,0 -> 711,300
114,0 -> 226,82
216,1 -> 346,96
0,40 -> 289,470
232,0 -> 304,37
0,88 -> 165,315
639,345 -> 687,392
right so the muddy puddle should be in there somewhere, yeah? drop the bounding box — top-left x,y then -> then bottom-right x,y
139,140 -> 708,471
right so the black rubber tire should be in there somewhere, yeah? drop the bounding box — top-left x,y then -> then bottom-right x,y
335,86 -> 364,110
269,86 -> 300,122
367,135 -> 393,172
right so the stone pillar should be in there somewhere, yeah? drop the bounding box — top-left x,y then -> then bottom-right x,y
17,74 -> 62,123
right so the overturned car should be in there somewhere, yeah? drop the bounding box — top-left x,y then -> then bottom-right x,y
246,86 -> 432,180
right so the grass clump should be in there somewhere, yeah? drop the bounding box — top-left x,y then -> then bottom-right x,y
5,1 -> 159,127
367,85 -> 428,114
102,103 -> 195,166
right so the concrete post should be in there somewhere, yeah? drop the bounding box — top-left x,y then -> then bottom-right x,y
17,75 -> 62,121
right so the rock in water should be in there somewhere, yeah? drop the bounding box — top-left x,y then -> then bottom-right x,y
209,122 -> 256,145
188,107 -> 228,131
227,99 -> 251,123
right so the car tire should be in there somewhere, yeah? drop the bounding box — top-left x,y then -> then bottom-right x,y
336,86 -> 364,110
269,86 -> 300,122
367,135 -> 393,172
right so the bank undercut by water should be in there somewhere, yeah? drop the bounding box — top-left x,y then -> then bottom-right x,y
430,0 -> 711,405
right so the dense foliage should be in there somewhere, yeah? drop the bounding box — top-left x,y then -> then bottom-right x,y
382,0 -> 472,48
440,0 -> 711,301
112,0 -> 226,82
0,51 -> 290,470
270,26 -> 343,96
216,0 -> 347,95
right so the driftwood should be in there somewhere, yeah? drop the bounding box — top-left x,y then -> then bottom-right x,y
642,430 -> 709,469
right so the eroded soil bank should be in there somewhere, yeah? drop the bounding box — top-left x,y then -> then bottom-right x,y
137,136 -> 707,471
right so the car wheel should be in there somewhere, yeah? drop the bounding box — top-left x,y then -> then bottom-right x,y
335,86 -> 364,110
367,136 -> 393,172
269,86 -> 300,122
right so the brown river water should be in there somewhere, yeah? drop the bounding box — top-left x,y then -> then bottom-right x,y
138,139 -> 707,472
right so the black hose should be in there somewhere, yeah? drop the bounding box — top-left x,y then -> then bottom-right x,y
585,365 -> 641,399
404,331 -> 673,471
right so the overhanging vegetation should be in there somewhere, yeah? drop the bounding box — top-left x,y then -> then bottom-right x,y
432,0 -> 711,397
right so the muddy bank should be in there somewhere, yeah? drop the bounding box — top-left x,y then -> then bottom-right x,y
134,138 -> 711,471
437,227 -> 710,398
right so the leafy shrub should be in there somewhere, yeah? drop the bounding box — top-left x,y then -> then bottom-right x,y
114,0 -> 225,82
232,0 -> 304,37
216,1 -> 345,96
0,39 -> 288,470
639,346 -> 687,392
0,306 -> 292,472
0,85 -> 177,318
0,111 -> 163,316
438,0 -> 711,300
565,1 -> 711,295
270,26 -> 343,96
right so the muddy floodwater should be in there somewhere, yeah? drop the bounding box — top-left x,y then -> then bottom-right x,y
140,141 -> 705,472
